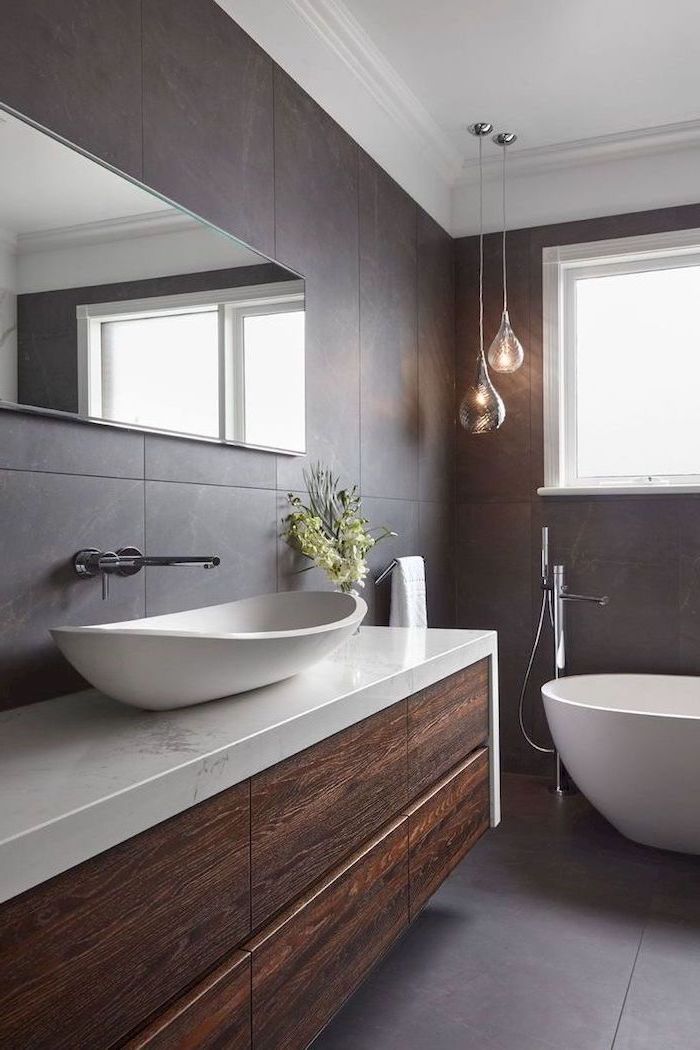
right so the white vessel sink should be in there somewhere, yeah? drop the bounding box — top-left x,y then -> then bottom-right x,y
51,591 -> 367,710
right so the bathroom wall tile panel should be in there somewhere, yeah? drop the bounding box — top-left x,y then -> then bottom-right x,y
0,470 -> 145,710
533,496 -> 678,569
362,498 -> 421,626
455,230 -> 531,502
142,0 -> 275,256
0,411 -> 144,479
273,70 -> 361,491
359,152 -> 418,500
678,498 -> 700,672
418,501 -> 455,628
144,433 -> 276,490
417,211 -> 455,504
144,482 -> 277,615
566,559 -> 679,676
456,501 -> 533,772
0,0 -> 142,177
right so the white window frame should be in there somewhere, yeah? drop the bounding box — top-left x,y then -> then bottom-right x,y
76,280 -> 305,453
541,227 -> 700,495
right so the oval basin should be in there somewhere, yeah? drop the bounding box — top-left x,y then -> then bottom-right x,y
51,590 -> 367,710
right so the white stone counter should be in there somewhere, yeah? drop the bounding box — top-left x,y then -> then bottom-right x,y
0,626 -> 498,903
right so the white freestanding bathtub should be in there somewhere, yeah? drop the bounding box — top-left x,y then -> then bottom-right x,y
542,674 -> 700,854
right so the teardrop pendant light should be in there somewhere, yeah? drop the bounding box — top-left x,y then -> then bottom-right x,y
487,131 -> 524,373
459,123 -> 505,435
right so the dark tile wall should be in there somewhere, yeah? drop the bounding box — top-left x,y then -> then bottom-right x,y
0,1 -> 456,711
455,203 -> 700,774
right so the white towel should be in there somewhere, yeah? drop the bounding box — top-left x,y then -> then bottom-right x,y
389,556 -> 427,627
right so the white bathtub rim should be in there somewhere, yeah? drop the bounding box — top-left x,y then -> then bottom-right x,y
542,672 -> 700,721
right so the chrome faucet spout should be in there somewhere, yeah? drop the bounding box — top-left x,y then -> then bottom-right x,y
73,545 -> 220,599
560,589 -> 609,607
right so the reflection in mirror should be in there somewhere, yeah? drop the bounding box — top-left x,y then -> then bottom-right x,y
0,108 -> 306,453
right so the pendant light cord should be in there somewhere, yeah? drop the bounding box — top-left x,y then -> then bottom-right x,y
479,133 -> 484,359
501,144 -> 507,312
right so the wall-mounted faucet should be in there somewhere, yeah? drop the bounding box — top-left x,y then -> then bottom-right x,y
73,546 -> 220,599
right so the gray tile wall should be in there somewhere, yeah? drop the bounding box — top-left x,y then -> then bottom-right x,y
455,203 -> 700,774
0,0 -> 456,710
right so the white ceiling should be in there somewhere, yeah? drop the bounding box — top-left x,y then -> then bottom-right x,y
221,0 -> 700,235
343,0 -> 700,155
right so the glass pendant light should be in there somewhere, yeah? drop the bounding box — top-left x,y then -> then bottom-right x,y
488,131 -> 524,373
459,123 -> 506,435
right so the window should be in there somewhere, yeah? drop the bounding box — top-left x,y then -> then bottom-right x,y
77,281 -> 305,452
542,229 -> 700,493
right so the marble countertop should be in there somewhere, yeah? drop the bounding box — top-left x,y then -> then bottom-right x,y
1,626 -> 498,904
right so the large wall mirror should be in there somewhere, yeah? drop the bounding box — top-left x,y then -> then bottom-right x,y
0,108 -> 306,454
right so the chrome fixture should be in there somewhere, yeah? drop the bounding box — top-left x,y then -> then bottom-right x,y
488,131 -> 524,373
73,546 -> 220,599
459,122 -> 505,435
519,527 -> 609,795
375,559 -> 398,585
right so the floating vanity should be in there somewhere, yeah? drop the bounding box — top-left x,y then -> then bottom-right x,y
0,627 -> 498,1050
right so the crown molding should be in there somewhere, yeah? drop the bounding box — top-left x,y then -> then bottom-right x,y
16,210 -> 198,254
282,0 -> 462,182
456,118 -> 700,185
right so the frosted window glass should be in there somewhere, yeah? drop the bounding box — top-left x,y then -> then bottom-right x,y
242,311 -> 305,450
101,310 -> 219,437
576,266 -> 700,478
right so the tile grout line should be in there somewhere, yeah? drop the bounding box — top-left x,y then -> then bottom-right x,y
609,913 -> 650,1049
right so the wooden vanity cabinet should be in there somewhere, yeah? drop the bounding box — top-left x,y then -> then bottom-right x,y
250,701 -> 408,929
0,781 -> 250,1050
1,660 -> 493,1050
407,746 -> 490,917
407,657 -> 489,798
246,818 -> 409,1050
125,951 -> 251,1050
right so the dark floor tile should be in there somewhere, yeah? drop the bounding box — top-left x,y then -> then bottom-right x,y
613,914 -> 700,1050
315,775 -> 674,1050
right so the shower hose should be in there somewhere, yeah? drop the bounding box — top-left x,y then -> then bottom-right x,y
518,587 -> 555,754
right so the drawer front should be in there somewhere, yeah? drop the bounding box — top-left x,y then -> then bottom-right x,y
251,701 -> 407,928
0,782 -> 250,1050
407,659 -> 489,799
407,747 -> 490,917
126,950 -> 251,1050
246,819 -> 409,1050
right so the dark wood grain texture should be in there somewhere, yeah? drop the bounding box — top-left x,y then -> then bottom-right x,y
251,702 -> 408,928
246,818 -> 409,1050
407,747 -> 490,917
407,659 -> 489,798
126,950 -> 251,1050
0,782 -> 250,1050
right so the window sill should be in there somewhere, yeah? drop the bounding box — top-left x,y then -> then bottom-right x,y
538,485 -> 700,497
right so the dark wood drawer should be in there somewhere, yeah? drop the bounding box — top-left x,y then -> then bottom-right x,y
407,747 -> 490,917
407,659 -> 489,799
251,701 -> 408,928
0,781 -> 250,1050
245,817 -> 409,1050
125,950 -> 251,1050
